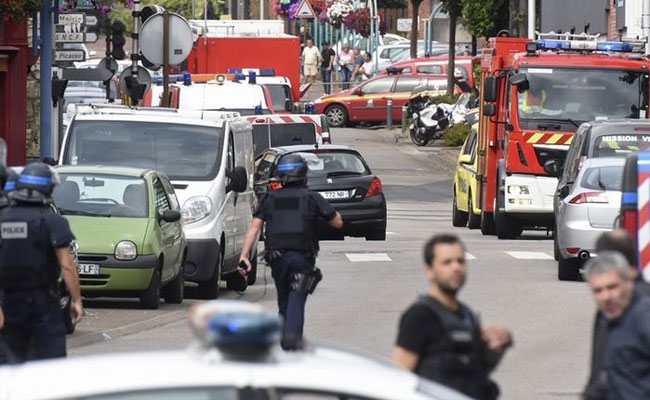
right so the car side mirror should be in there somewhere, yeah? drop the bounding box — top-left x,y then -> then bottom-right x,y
226,166 -> 248,193
510,72 -> 529,92
353,87 -> 363,96
484,76 -> 497,102
159,209 -> 181,223
559,185 -> 570,199
43,156 -> 57,166
459,154 -> 472,164
483,103 -> 496,117
544,159 -> 562,177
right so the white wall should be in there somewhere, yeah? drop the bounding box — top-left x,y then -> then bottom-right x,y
624,0 -> 643,37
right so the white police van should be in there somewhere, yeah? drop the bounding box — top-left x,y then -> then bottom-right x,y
58,104 -> 259,298
0,301 -> 473,400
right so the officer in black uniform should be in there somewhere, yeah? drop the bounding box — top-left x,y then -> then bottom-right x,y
239,153 -> 343,350
393,234 -> 512,400
0,163 -> 83,362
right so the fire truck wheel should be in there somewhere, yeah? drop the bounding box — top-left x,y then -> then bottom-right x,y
495,192 -> 522,239
452,190 -> 468,227
558,258 -> 581,281
325,105 -> 348,127
480,211 -> 495,235
467,191 -> 481,229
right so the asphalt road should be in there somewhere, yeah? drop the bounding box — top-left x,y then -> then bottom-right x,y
69,127 -> 595,400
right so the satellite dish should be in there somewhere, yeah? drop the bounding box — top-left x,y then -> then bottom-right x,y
139,12 -> 193,66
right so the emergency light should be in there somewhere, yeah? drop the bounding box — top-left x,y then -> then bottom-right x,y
227,68 -> 276,77
530,33 -> 640,54
151,73 -> 238,85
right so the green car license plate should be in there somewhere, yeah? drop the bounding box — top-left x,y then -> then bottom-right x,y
78,263 -> 100,275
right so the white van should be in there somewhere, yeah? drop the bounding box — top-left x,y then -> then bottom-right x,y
58,105 -> 258,298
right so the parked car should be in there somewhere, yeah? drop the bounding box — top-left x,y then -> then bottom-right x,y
452,110 -> 481,228
379,56 -> 480,87
52,165 -> 187,309
314,74 -> 448,127
59,105 -> 258,298
247,114 -> 331,157
554,158 -> 625,281
0,301 -> 472,400
254,145 -> 387,240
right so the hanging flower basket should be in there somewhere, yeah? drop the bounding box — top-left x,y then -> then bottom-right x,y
326,0 -> 353,27
0,0 -> 41,21
342,7 -> 386,38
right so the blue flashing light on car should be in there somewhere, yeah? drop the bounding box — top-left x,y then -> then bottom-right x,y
597,41 -> 634,52
533,39 -> 635,53
305,103 -> 316,114
249,71 -> 257,84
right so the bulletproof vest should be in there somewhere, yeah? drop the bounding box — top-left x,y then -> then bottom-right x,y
0,205 -> 56,289
264,187 -> 315,252
416,296 -> 496,400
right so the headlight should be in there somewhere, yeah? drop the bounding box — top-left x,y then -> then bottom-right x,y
115,241 -> 137,261
507,185 -> 530,195
182,196 -> 213,224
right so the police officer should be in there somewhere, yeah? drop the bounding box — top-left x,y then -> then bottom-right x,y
0,162 -> 83,362
392,234 -> 512,400
239,153 -> 343,350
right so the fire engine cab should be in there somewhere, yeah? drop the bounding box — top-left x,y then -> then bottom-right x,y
476,33 -> 650,239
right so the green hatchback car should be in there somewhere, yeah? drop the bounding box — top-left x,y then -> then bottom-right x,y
53,166 -> 187,309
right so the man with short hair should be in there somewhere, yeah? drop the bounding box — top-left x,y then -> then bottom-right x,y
584,252 -> 650,400
392,234 -> 512,400
583,230 -> 650,400
302,39 -> 322,84
320,42 -> 335,95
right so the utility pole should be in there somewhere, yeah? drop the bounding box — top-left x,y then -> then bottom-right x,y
39,0 -> 53,158
528,0 -> 535,39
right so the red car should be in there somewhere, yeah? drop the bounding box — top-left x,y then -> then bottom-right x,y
313,74 -> 448,127
378,56 -> 479,87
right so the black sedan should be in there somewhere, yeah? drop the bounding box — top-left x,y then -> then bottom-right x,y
254,145 -> 387,240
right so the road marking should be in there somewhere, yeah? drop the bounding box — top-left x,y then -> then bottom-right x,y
505,251 -> 554,260
346,253 -> 392,262
386,231 -> 397,235
465,252 -> 476,260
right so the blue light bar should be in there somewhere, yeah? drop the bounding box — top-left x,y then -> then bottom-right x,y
206,312 -> 281,346
227,68 -> 243,74
597,41 -> 634,52
535,39 -> 635,53
305,103 -> 316,114
234,73 -> 246,81
259,68 -> 275,76
152,74 -> 186,85
183,72 -> 192,86
536,40 -> 571,50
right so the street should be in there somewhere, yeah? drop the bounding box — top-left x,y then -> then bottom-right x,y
69,127 -> 595,400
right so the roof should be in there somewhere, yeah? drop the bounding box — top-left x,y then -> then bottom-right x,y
175,82 -> 269,110
54,165 -> 155,178
581,157 -> 627,168
70,105 -> 236,128
270,144 -> 353,153
582,119 -> 650,134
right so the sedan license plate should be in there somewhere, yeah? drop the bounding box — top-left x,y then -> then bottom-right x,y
78,263 -> 100,275
320,190 -> 350,200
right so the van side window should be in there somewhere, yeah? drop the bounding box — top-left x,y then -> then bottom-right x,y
153,179 -> 171,212
227,132 -> 235,170
564,127 -> 587,183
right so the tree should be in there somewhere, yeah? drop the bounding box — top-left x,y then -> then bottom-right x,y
409,0 -> 423,59
462,0 -> 505,39
439,0 -> 462,95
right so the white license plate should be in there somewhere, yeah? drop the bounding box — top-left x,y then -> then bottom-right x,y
320,190 -> 350,200
78,263 -> 100,275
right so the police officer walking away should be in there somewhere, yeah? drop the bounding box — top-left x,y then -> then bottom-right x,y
392,234 -> 512,400
0,163 -> 83,362
239,153 -> 343,350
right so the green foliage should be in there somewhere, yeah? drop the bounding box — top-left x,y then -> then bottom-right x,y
472,63 -> 481,89
109,0 -> 223,32
443,123 -> 471,147
0,0 -> 41,21
462,0 -> 504,38
377,0 -> 407,9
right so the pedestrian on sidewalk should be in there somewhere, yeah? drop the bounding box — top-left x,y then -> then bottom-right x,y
320,42 -> 336,95
238,154 -> 343,350
582,230 -> 650,400
392,234 -> 512,400
351,47 -> 366,83
338,45 -> 354,90
0,163 -> 83,363
583,252 -> 650,400
302,39 -> 322,85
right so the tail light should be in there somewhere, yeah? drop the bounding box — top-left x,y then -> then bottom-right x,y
268,181 -> 283,191
566,247 -> 580,254
366,177 -> 383,198
621,209 -> 638,241
568,192 -> 608,204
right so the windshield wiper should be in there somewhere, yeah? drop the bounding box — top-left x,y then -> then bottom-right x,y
58,208 -> 111,217
326,171 -> 364,177
535,118 -> 582,128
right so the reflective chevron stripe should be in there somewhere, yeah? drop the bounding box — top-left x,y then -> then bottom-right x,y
523,132 -> 574,145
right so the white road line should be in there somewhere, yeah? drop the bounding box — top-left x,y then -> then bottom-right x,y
386,232 -> 397,235
505,251 -> 554,260
346,253 -> 392,262
465,252 -> 476,260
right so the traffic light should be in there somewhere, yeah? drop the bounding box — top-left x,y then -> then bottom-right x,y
110,21 -> 126,60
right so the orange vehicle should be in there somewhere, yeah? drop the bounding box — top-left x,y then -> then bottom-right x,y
378,56 -> 480,87
476,33 -> 650,239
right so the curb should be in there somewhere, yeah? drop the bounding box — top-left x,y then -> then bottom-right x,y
68,309 -> 189,349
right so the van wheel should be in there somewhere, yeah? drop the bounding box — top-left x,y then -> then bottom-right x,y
452,190 -> 468,227
197,250 -> 221,299
247,254 -> 258,285
467,191 -> 481,229
558,258 -> 581,281
163,262 -> 184,304
140,269 -> 161,309
480,211 -> 495,235
325,105 -> 348,127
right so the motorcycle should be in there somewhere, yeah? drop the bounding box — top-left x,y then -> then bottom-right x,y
409,92 -> 475,147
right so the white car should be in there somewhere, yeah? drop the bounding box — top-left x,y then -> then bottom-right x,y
0,301 -> 472,400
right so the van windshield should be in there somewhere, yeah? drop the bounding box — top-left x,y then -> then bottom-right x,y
64,121 -> 224,181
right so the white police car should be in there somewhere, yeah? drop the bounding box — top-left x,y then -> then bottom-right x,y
0,301 -> 472,400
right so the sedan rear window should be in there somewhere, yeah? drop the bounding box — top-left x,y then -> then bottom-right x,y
581,166 -> 624,191
301,151 -> 370,178
592,134 -> 650,157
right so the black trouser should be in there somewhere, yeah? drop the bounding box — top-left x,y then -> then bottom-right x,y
0,289 -> 65,363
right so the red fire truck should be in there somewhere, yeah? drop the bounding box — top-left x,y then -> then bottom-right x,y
476,33 -> 650,239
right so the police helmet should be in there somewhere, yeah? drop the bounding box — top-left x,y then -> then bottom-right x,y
4,169 -> 18,192
12,162 -> 56,203
275,153 -> 308,185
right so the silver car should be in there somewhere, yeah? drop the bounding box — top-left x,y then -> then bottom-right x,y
555,158 -> 625,281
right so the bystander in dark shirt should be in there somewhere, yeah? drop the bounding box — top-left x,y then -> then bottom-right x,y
321,48 -> 335,69
602,295 -> 650,400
